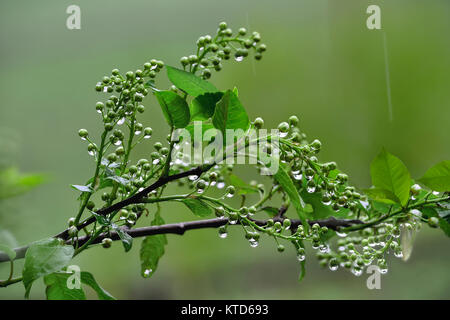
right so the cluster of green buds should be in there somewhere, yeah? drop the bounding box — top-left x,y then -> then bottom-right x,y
179,21 -> 267,79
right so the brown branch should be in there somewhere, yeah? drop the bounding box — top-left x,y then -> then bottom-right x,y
0,216 -> 363,263
55,164 -> 213,240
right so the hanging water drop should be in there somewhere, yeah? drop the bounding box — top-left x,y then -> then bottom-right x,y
143,269 -> 153,278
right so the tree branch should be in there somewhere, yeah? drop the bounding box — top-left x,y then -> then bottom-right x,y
55,164 -> 213,240
0,216 -> 363,263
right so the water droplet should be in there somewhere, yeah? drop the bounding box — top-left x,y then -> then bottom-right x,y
235,56 -> 244,62
351,266 -> 363,276
117,117 -> 125,125
336,231 -> 347,238
319,244 -> 330,253
226,193 -> 234,198
296,253 -> 306,262
293,174 -> 303,181
88,150 -> 95,156
114,140 -> 122,146
96,109 -> 102,114
144,134 -> 151,139
143,269 -> 153,278
219,231 -> 228,239
135,130 -> 142,135
394,249 -> 403,258
152,159 -> 160,165
329,260 -> 339,271
217,182 -> 225,189
249,240 -> 259,248
197,188 -> 204,194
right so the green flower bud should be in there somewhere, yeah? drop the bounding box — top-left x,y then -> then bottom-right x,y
137,104 -> 145,113
68,226 -> 78,238
253,117 -> 264,129
78,129 -> 88,138
428,217 -> 439,228
219,22 -> 228,30
102,238 -> 112,248
67,217 -> 76,227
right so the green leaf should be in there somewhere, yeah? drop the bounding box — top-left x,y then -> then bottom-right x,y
226,174 -> 258,195
71,184 -> 92,193
0,244 -> 16,261
44,271 -> 115,300
140,212 -> 167,278
80,271 -> 115,300
113,226 -> 133,252
91,212 -> 111,227
261,206 -> 279,217
212,90 -> 250,136
300,190 -> 348,220
0,167 -> 45,200
190,92 -> 224,121
155,91 -> 190,128
274,164 -> 308,227
166,66 -> 217,97
105,175 -> 129,186
23,238 -> 74,298
370,148 -> 411,206
184,122 -> 219,143
419,160 -> 450,192
44,272 -> 86,300
181,198 -> 213,217
363,187 -> 400,204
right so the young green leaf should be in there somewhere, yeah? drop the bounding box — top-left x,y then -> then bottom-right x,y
44,271 -> 115,300
140,212 -> 167,279
113,226 -> 133,252
190,92 -> 224,121
370,148 -> 411,206
261,206 -> 279,217
91,212 -> 111,227
154,91 -> 190,128
363,187 -> 400,205
274,164 -> 308,228
80,271 -> 115,300
71,184 -> 92,193
226,174 -> 258,195
300,190 -> 348,220
166,66 -> 217,97
0,167 -> 45,200
181,198 -> 213,217
44,272 -> 86,300
212,90 -> 250,135
22,238 -> 74,298
419,160 -> 450,192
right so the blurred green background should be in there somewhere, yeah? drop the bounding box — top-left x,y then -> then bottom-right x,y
1,0 -> 449,299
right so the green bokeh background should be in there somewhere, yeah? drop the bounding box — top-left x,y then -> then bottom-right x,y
1,0 -> 449,299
